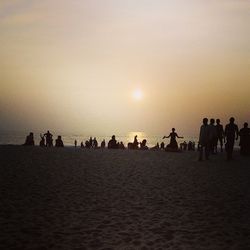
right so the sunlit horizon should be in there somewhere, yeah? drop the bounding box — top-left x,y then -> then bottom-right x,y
1,0 -> 250,137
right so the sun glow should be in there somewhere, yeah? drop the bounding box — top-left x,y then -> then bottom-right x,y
132,89 -> 143,101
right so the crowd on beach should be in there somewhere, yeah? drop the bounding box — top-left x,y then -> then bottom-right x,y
198,117 -> 250,161
23,117 -> 250,160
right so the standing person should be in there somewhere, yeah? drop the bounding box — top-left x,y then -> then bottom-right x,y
215,119 -> 224,153
208,118 -> 217,154
133,135 -> 139,149
44,130 -> 53,147
239,122 -> 250,156
74,140 -> 77,148
198,118 -> 210,161
224,117 -> 239,160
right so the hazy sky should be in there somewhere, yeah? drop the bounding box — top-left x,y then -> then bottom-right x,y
1,0 -> 250,136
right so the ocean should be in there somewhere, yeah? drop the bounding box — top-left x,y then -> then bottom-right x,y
0,131 -> 199,148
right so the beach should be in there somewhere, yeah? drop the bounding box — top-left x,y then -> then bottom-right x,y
0,146 -> 250,250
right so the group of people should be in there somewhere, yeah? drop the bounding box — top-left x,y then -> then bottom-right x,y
23,119 -> 250,161
23,130 -> 64,147
199,117 -> 250,161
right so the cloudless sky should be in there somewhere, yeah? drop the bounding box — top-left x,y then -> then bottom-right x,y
1,0 -> 250,136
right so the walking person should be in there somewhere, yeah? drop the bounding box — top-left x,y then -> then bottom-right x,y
239,122 -> 250,156
224,117 -> 239,160
215,119 -> 224,153
198,118 -> 210,161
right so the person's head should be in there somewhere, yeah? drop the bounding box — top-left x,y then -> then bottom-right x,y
58,135 -> 61,139
47,130 -> 49,133
244,122 -> 248,128
229,117 -> 235,123
216,119 -> 220,124
203,118 -> 208,125
172,128 -> 175,132
112,135 -> 115,140
210,118 -> 215,125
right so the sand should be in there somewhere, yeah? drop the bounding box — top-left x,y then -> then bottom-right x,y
0,146 -> 250,250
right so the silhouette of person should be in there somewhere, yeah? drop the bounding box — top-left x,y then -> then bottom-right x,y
101,139 -> 106,148
80,142 -> 84,148
93,137 -> 98,148
44,130 -> 53,147
89,137 -> 93,148
74,140 -> 77,148
151,142 -> 159,150
119,141 -> 125,149
215,119 -> 224,153
140,139 -> 148,150
198,118 -> 210,161
55,135 -> 64,147
163,128 -> 183,150
239,122 -> 250,156
208,118 -> 217,154
39,134 -> 45,147
24,132 -> 35,146
133,135 -> 139,149
225,117 -> 239,160
160,142 -> 165,150
108,135 -> 118,149
85,140 -> 90,148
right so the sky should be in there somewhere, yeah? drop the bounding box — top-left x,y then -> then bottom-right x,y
0,0 -> 250,136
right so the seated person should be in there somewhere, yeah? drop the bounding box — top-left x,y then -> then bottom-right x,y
140,139 -> 148,150
23,132 -> 35,146
108,135 -> 118,149
151,143 -> 160,150
39,134 -> 45,147
119,141 -> 125,149
55,135 -> 64,147
101,139 -> 106,148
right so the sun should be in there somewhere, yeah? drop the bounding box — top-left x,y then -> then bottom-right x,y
132,89 -> 143,101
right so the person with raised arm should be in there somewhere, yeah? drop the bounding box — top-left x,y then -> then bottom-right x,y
163,128 -> 183,151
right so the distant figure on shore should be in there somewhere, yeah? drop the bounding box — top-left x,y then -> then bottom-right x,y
198,118 -> 210,161
108,135 -> 118,149
119,141 -> 125,149
208,118 -> 217,154
55,136 -> 64,147
89,137 -> 93,148
139,139 -> 148,150
85,140 -> 91,148
160,142 -> 165,150
101,139 -> 106,148
188,141 -> 195,151
80,142 -> 84,148
181,141 -> 188,150
225,117 -> 239,160
151,142 -> 159,150
93,137 -> 98,148
239,122 -> 250,156
163,128 -> 183,151
39,134 -> 45,147
44,130 -> 53,147
215,119 -> 224,153
74,140 -> 77,148
23,132 -> 35,146
128,135 -> 139,149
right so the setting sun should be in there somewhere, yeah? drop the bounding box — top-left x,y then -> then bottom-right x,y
132,89 -> 143,101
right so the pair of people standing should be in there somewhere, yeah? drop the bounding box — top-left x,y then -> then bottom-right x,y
199,117 -> 238,161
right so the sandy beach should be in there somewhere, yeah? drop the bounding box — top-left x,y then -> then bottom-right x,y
0,146 -> 250,250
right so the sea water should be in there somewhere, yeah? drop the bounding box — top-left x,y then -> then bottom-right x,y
0,130 -> 199,148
